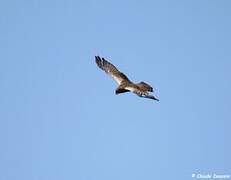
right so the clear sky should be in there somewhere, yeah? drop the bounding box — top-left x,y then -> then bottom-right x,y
0,0 -> 230,180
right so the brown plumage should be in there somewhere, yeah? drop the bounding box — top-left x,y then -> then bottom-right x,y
95,56 -> 159,101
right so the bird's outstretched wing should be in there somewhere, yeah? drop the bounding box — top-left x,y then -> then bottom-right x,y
137,81 -> 153,92
95,56 -> 130,85
124,84 -> 159,101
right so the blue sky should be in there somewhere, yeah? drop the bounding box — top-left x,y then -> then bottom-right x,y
0,0 -> 231,179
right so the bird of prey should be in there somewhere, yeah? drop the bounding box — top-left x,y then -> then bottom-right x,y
95,56 -> 159,101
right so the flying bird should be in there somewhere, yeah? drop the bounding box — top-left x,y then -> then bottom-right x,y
95,56 -> 159,101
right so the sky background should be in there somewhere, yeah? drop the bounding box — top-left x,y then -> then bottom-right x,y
0,0 -> 231,180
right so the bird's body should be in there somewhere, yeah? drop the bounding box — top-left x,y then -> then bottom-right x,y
95,56 -> 159,101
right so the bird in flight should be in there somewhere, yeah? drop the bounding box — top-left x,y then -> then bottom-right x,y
95,56 -> 159,101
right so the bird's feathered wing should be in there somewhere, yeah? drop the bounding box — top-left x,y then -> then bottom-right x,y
136,81 -> 153,92
95,56 -> 130,85
124,84 -> 159,101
